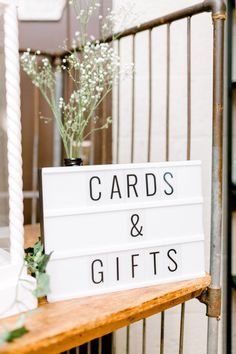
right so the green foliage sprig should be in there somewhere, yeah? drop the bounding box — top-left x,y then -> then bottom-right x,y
0,315 -> 28,345
24,240 -> 52,298
0,241 -> 52,346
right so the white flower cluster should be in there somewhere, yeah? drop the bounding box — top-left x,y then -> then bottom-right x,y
21,49 -> 55,90
69,0 -> 100,21
20,0 -> 135,159
69,0 -> 101,48
98,2 -> 140,40
59,41 -> 120,148
111,2 -> 141,33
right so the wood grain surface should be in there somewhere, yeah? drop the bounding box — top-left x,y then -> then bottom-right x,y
0,225 -> 211,354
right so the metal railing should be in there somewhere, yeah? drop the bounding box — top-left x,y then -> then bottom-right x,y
20,0 -> 226,353
112,1 -> 225,352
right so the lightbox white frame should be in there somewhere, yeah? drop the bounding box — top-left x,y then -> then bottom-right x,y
40,160 -> 205,302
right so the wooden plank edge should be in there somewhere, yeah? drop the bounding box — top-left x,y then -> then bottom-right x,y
0,274 -> 211,354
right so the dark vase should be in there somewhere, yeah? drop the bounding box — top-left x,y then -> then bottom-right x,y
64,158 -> 83,166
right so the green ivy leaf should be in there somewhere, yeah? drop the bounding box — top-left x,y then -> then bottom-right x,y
33,253 -> 44,267
34,272 -> 50,298
25,240 -> 52,297
33,240 -> 43,256
0,326 -> 28,344
38,252 -> 53,273
6,326 -> 28,342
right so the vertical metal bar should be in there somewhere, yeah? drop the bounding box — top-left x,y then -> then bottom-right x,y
66,1 -> 71,48
161,24 -> 169,354
100,0 -> 113,168
126,33 -> 136,354
75,347 -> 80,354
101,96 -> 107,164
179,303 -> 185,354
131,34 -> 136,163
226,2 -> 233,353
116,40 -> 121,164
126,325 -> 130,354
207,3 -> 226,353
98,337 -> 102,354
31,85 -> 39,224
147,29 -> 152,163
142,318 -> 146,354
54,57 -> 63,166
187,17 -> 191,161
209,4 -> 225,288
87,341 -> 91,354
160,312 -> 165,354
166,23 -> 170,161
112,332 -> 116,354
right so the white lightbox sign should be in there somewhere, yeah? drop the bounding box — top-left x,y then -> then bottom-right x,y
39,161 -> 205,302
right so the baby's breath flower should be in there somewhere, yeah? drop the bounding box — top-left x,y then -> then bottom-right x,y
20,0 -> 134,159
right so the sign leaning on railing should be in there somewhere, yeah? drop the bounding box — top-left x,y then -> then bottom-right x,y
39,161 -> 205,302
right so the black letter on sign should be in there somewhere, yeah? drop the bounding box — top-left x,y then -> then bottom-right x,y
127,174 -> 138,198
163,172 -> 174,195
89,176 -> 101,201
149,251 -> 160,275
131,254 -> 139,278
91,259 -> 104,284
167,249 -> 178,272
130,214 -> 143,237
145,173 -> 157,197
116,257 -> 120,281
110,175 -> 122,199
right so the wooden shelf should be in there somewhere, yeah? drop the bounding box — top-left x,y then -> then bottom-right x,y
0,225 -> 211,354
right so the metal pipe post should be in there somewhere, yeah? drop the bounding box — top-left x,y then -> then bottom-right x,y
226,2 -> 234,353
207,1 -> 226,353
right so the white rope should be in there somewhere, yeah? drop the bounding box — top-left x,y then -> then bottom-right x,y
4,4 -> 24,265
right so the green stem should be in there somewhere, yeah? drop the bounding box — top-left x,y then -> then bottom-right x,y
83,118 -> 111,140
38,85 -> 70,157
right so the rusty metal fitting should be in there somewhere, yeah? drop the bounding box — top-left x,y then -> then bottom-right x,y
212,11 -> 227,21
198,287 -> 221,318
